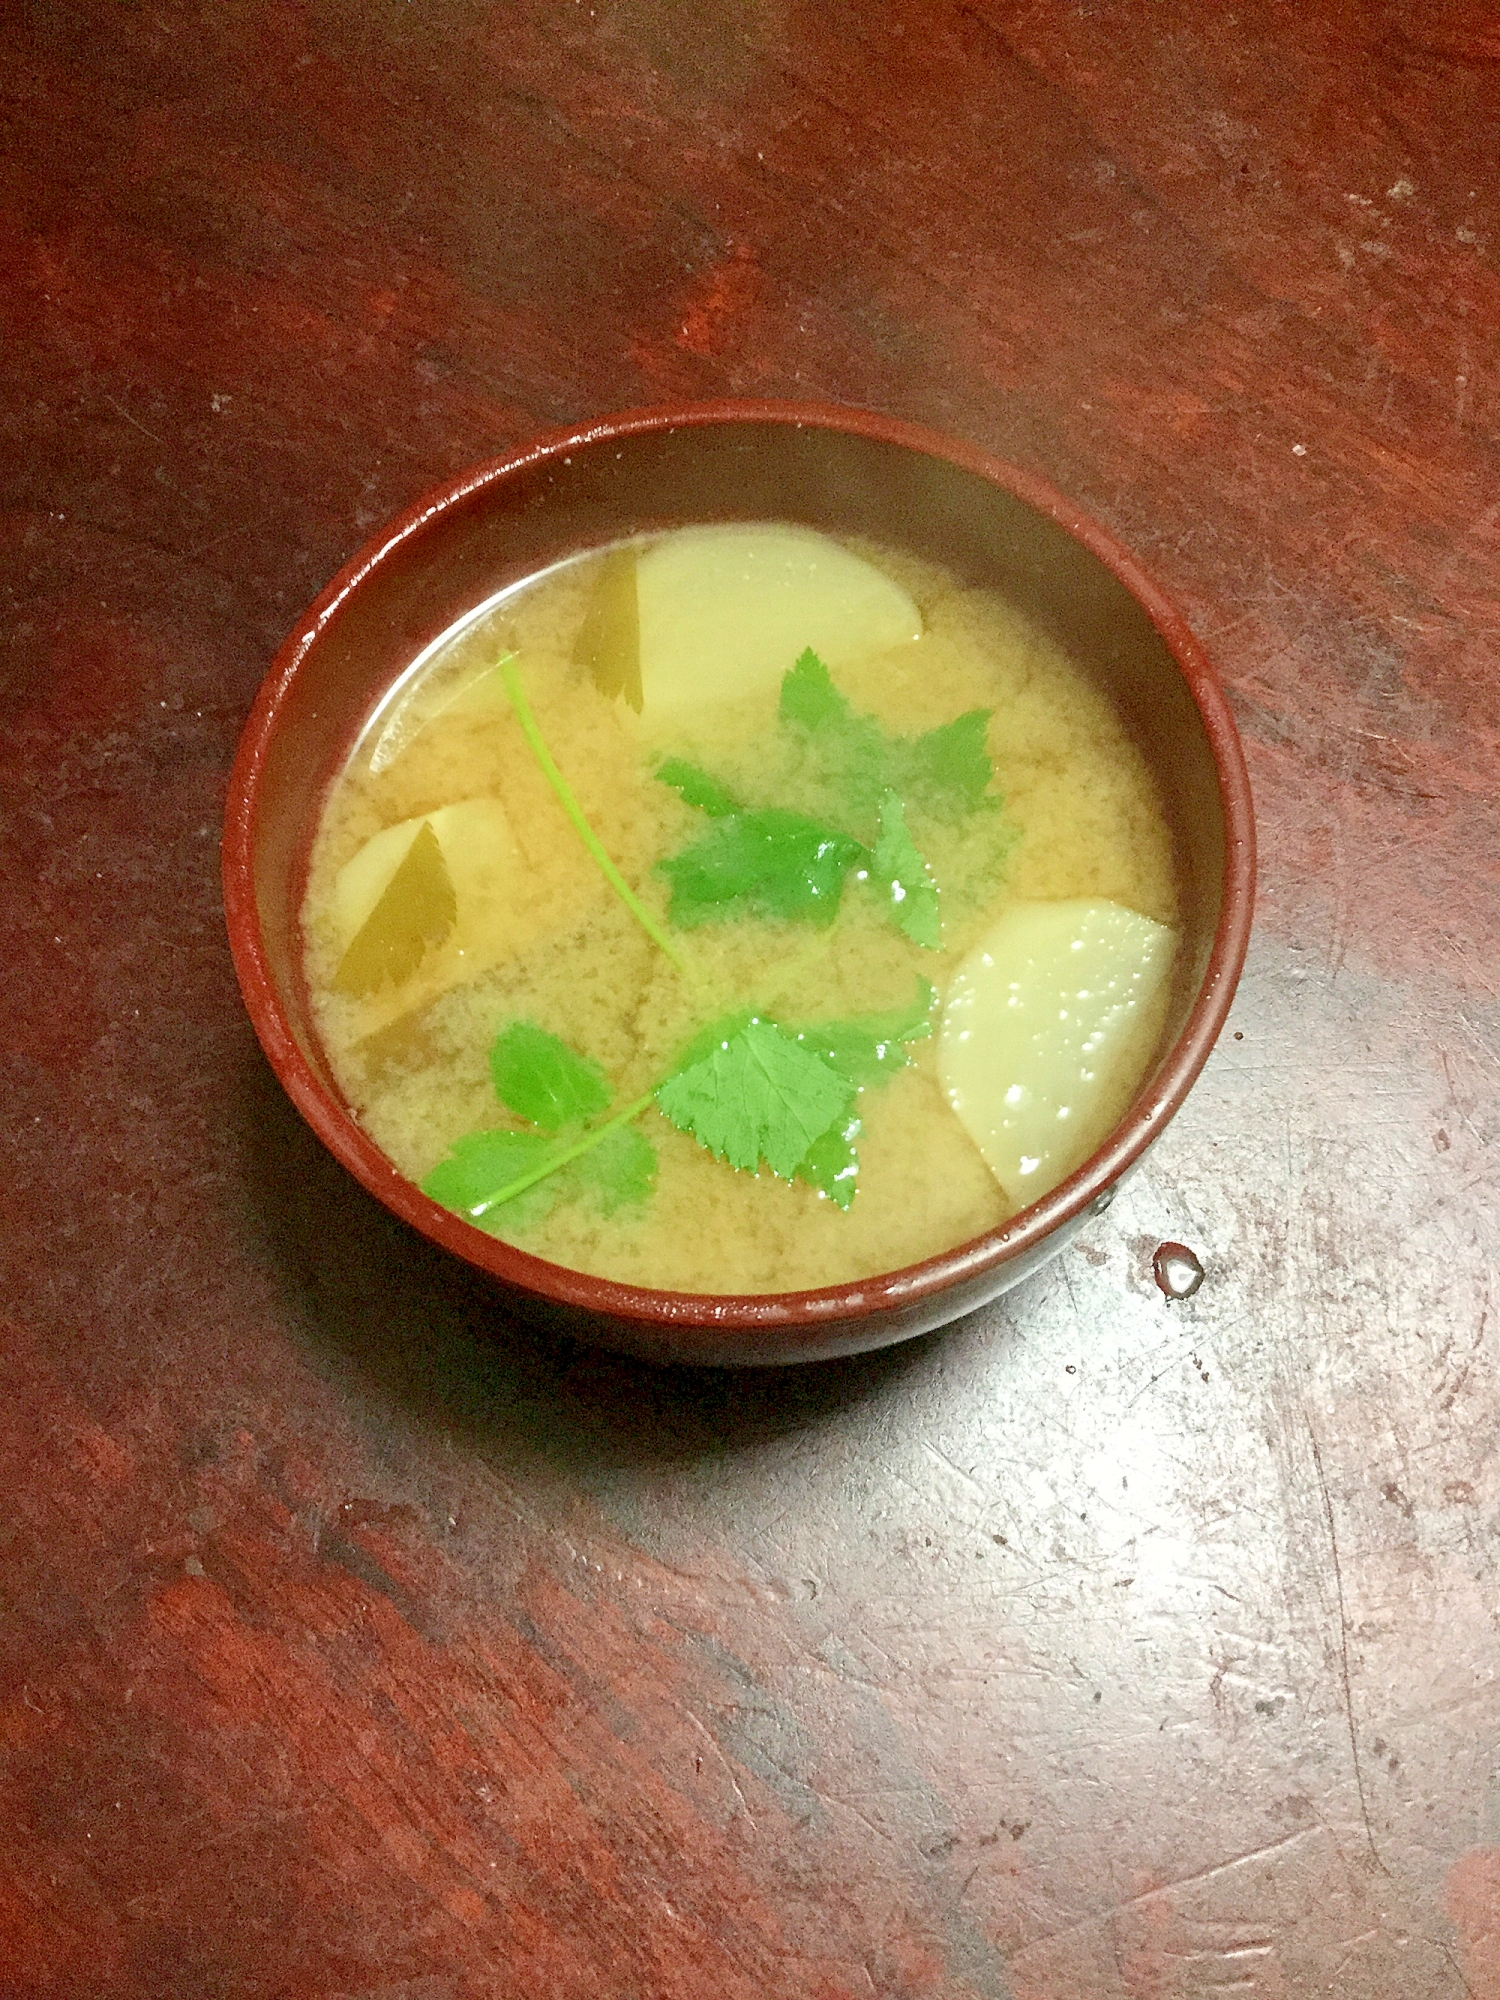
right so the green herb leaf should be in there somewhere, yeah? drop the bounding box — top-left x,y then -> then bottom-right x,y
780,646 -> 997,832
779,647 -> 890,822
657,809 -> 867,928
656,757 -> 741,818
869,790 -> 942,948
784,979 -> 936,1205
583,1124 -> 658,1214
424,1019 -> 656,1232
778,645 -> 857,731
851,976 -> 939,1047
794,1113 -> 862,1210
790,977 -> 936,1087
488,1020 -> 612,1131
421,1119 -> 656,1235
655,1016 -> 855,1179
421,1128 -> 563,1227
900,708 -> 995,821
432,983 -> 932,1229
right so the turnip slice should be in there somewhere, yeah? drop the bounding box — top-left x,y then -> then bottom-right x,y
332,798 -> 522,995
632,524 -> 922,724
940,899 -> 1176,1203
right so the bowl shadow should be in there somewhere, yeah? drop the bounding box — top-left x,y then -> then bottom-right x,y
232,1041 -> 976,1484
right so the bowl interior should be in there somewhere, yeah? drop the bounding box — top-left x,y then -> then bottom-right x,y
227,408 -> 1249,1362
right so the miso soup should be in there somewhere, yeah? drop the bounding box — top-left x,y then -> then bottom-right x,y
300,525 -> 1180,1294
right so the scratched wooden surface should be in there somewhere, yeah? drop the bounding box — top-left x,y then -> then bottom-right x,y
3,2 -> 1498,1994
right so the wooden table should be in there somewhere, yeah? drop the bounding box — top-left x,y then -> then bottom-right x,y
3,5 -> 1497,1993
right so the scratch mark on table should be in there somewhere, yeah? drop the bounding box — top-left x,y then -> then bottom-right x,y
104,393 -> 167,448
1124,1321 -> 1244,1411
919,1441 -> 988,1505
1434,1937 -> 1476,1998
1306,1423 -> 1384,1871
680,1706 -> 758,1829
1012,1829 -> 1313,1953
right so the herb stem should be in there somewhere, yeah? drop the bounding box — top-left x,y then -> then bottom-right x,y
500,657 -> 692,976
468,1090 -> 658,1219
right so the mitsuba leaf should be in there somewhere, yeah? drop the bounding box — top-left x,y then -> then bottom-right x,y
851,977 -> 939,1048
794,1113 -> 862,1211
789,977 -> 936,1088
779,648 -> 890,823
657,809 -> 867,928
489,1020 -> 612,1131
421,1128 -> 562,1226
869,791 -> 942,948
779,646 -> 997,832
583,1124 -> 658,1214
899,707 -> 995,821
784,979 -> 936,1205
422,1121 -> 656,1234
777,646 -> 852,733
653,983 -> 933,1204
656,758 -> 740,818
655,1016 -> 854,1179
424,1021 -> 655,1234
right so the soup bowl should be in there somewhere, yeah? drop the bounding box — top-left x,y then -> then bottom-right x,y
223,401 -> 1253,1366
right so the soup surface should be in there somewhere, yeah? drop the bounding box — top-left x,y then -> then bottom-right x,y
301,526 -> 1180,1294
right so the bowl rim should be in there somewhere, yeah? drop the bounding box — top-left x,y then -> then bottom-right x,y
223,397 -> 1255,1342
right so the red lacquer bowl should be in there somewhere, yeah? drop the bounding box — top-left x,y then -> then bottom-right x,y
223,402 -> 1254,1365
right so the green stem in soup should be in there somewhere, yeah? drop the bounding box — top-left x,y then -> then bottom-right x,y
499,655 -> 692,977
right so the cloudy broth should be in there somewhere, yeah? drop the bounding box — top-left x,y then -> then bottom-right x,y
300,528 -> 1179,1294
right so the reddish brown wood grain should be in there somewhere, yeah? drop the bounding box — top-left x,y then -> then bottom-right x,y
2,3 -> 1497,1995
